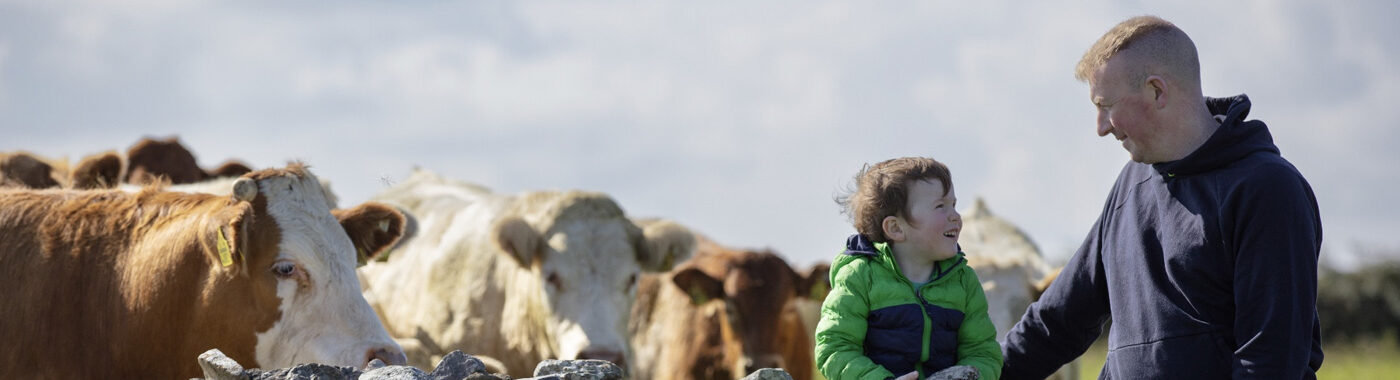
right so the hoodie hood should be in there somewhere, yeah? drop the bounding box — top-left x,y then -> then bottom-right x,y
1152,94 -> 1281,177
839,234 -> 966,284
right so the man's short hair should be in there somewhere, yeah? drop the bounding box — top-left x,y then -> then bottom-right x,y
1075,15 -> 1201,90
838,157 -> 952,243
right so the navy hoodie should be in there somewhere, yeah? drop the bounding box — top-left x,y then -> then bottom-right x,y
1000,95 -> 1323,379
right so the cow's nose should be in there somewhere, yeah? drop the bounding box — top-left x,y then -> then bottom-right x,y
578,348 -> 627,371
743,354 -> 786,374
367,346 -> 408,366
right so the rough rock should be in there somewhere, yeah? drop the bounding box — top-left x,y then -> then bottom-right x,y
531,359 -> 624,380
197,349 -> 245,380
925,365 -> 979,380
193,349 -> 511,380
742,368 -> 794,380
360,366 -> 429,380
430,351 -> 488,380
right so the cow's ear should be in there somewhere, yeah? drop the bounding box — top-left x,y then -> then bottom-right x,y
333,202 -> 407,266
211,199 -> 255,275
69,151 -> 123,189
494,216 -> 542,267
635,219 -> 696,272
672,266 -> 724,306
796,262 -> 832,301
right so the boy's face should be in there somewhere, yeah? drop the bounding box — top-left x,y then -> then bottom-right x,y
894,178 -> 961,262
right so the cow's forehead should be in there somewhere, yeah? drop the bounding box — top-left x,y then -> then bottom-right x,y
541,218 -> 640,271
256,173 -> 350,265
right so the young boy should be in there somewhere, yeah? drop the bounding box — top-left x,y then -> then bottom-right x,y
815,157 -> 1001,380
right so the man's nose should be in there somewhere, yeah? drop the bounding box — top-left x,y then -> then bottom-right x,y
1097,118 -> 1113,137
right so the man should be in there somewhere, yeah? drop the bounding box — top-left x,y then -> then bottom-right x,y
999,16 -> 1323,379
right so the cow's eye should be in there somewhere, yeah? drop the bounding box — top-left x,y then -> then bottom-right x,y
271,261 -> 298,278
626,273 -> 638,290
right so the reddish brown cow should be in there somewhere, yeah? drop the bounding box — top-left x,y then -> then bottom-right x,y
0,164 -> 407,379
125,137 -> 253,185
630,237 -> 828,380
0,152 -> 61,189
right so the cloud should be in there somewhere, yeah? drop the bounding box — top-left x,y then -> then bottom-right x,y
1,1 -> 1396,271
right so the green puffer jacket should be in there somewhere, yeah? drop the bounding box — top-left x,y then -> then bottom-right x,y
815,234 -> 1002,380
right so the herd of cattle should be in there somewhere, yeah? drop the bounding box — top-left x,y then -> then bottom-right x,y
0,137 -> 1076,379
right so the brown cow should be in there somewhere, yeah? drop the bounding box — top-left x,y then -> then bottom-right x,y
630,237 -> 828,380
0,151 -> 61,188
125,136 -> 253,185
0,164 -> 407,379
1,151 -> 123,190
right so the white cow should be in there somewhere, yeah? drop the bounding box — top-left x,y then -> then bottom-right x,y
359,169 -> 695,376
959,198 -> 1077,380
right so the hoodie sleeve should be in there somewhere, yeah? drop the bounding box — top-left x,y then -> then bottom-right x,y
816,260 -> 896,380
1226,163 -> 1322,378
1000,209 -> 1113,379
956,268 -> 1003,380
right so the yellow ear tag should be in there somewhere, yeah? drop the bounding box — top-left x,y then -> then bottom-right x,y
217,228 -> 234,267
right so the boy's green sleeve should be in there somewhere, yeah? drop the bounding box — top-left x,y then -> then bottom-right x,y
955,268 -> 1003,380
815,263 -> 896,380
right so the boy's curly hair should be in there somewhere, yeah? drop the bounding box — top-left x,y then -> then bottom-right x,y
837,157 -> 951,243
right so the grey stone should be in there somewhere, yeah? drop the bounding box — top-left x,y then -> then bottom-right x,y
430,351 -> 487,380
742,368 -> 794,380
197,349 -> 247,380
249,363 -> 360,380
925,365 -> 979,380
360,365 -> 429,380
531,359 -> 624,380
367,359 -> 389,371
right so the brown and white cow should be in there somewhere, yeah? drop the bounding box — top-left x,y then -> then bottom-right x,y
358,169 -> 695,377
630,236 -> 828,380
0,164 -> 407,379
959,198 -> 1076,380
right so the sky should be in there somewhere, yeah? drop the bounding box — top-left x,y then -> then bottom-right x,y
3,0 -> 1397,271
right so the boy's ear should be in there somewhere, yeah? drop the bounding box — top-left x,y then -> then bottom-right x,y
672,266 -> 724,306
882,215 -> 905,242
332,202 -> 407,266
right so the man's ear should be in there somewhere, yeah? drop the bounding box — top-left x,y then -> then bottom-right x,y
332,202 -> 407,266
672,266 -> 724,306
494,216 -> 542,267
1146,75 -> 1168,108
796,262 -> 832,301
634,219 -> 696,272
882,215 -> 905,242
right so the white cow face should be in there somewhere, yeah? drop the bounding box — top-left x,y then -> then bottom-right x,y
970,262 -> 1038,342
493,199 -> 694,371
232,172 -> 408,369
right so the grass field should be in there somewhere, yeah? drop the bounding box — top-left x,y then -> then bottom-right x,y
1076,338 -> 1400,379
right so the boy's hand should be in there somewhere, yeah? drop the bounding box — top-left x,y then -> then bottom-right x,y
925,365 -> 979,380
894,371 -> 921,380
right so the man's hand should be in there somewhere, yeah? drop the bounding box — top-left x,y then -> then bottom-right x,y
925,365 -> 979,380
894,371 -> 920,380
